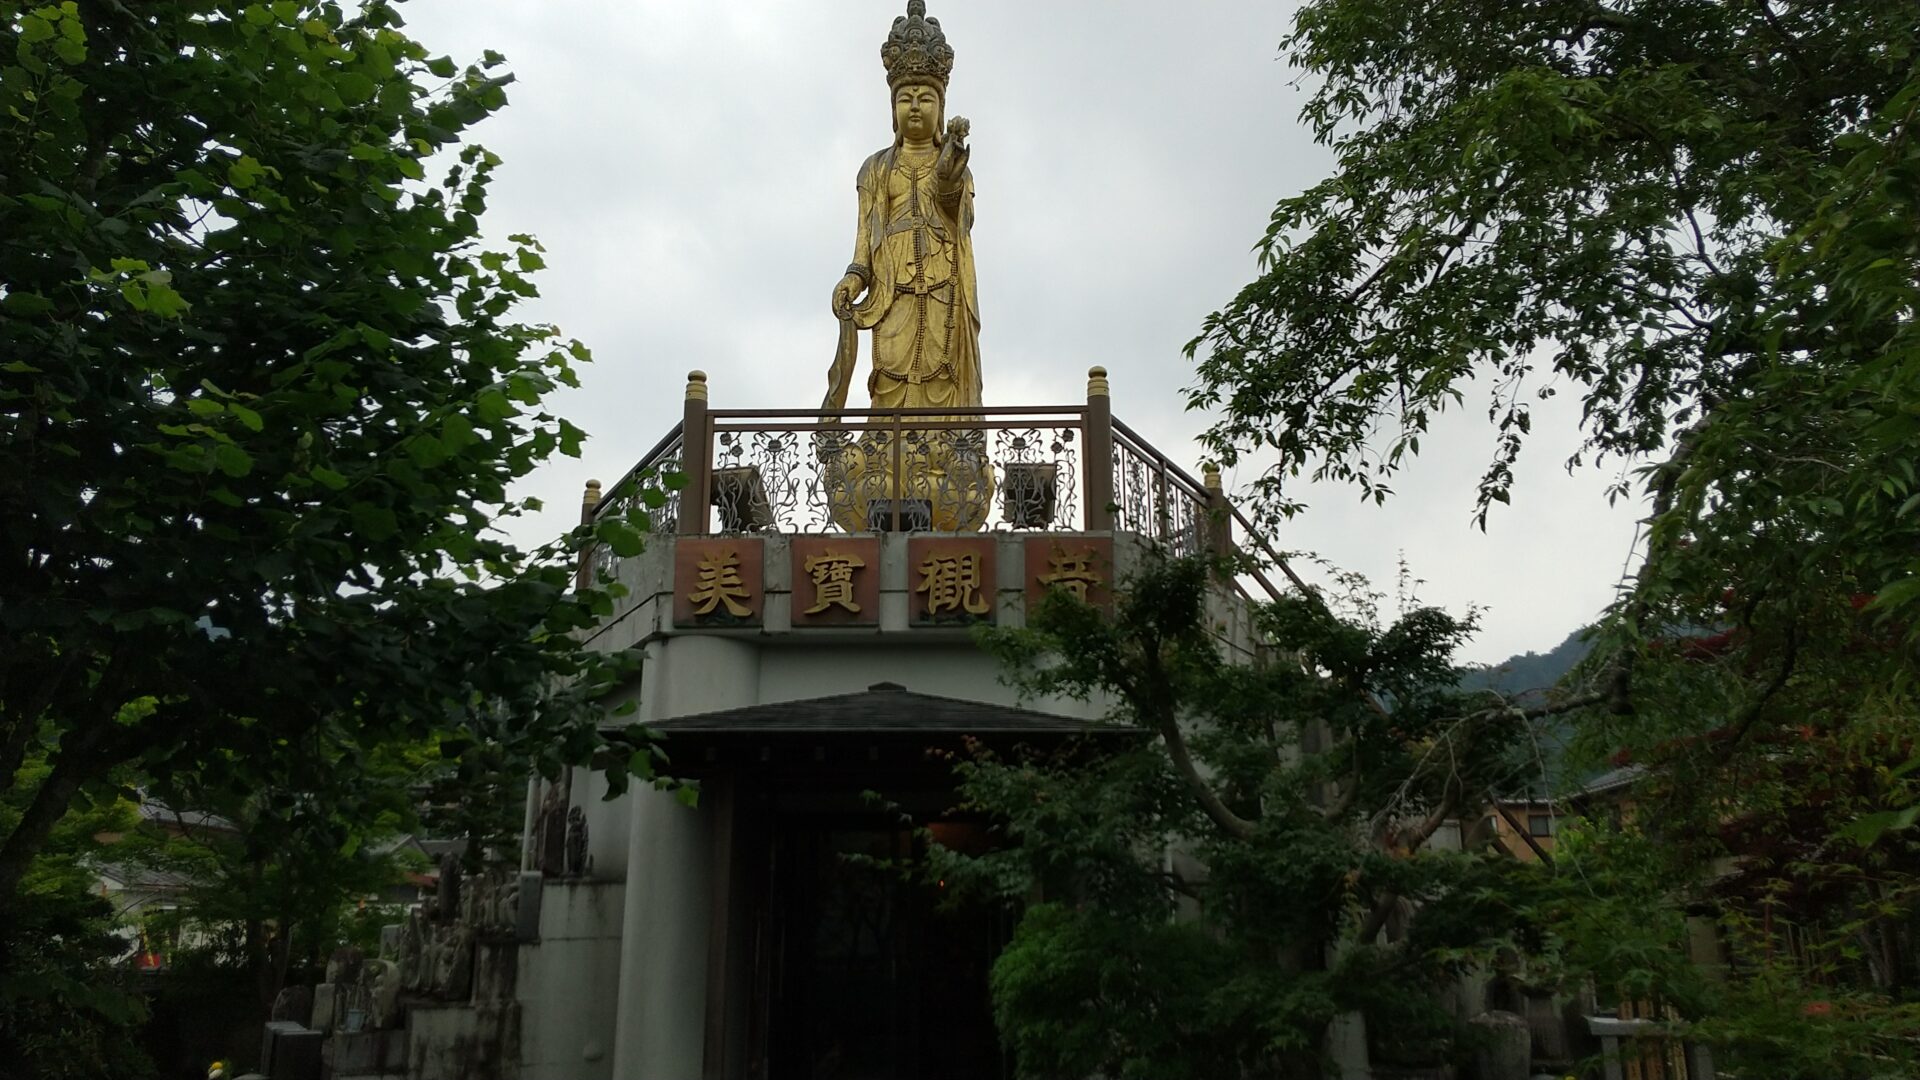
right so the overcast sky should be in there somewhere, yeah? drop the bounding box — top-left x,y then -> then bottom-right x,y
397,0 -> 1644,666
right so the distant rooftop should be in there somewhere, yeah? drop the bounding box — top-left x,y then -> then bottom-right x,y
138,800 -> 238,833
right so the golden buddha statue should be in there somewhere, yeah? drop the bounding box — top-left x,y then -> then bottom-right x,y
820,1 -> 990,531
825,0 -> 980,413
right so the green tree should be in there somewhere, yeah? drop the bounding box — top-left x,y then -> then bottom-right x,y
1184,1 -> 1920,1072
0,753 -> 153,1080
124,724 -> 556,1014
944,557 -> 1570,1078
1542,624 -> 1920,1075
0,0 -> 656,909
1188,0 -> 1918,673
122,759 -> 422,1011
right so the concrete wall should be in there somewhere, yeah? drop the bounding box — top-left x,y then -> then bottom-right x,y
607,785 -> 718,1079
517,880 -> 626,1080
407,1003 -> 520,1080
606,635 -> 754,1080
563,768 -> 629,880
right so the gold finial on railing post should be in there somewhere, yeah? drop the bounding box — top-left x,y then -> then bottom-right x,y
1083,366 -> 1114,531
576,478 -> 604,591
679,370 -> 711,534
1202,464 -> 1233,559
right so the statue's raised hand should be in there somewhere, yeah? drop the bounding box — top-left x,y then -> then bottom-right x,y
937,115 -> 970,183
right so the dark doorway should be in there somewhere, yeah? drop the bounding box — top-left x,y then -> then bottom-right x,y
763,818 -> 1008,1080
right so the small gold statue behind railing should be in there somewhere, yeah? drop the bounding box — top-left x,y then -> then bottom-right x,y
814,419 -> 994,532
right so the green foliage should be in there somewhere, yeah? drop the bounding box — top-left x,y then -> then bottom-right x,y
0,883 -> 155,1080
1187,0 -> 1920,675
1182,6 -> 1920,1072
1520,824 -> 1706,1011
0,750 -> 153,1079
0,0 -> 662,911
1526,813 -> 1920,1077
1510,556 -> 1920,1076
947,556 -> 1565,1077
119,783 -> 416,1004
1685,973 -> 1920,1080
988,904 -> 1248,1080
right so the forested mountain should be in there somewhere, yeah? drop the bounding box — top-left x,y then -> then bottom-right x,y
1459,630 -> 1595,792
1460,629 -> 1591,695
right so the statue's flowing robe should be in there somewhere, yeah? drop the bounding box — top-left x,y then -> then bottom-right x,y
848,146 -> 981,409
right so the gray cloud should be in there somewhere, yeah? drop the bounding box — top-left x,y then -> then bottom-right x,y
398,0 -> 1641,665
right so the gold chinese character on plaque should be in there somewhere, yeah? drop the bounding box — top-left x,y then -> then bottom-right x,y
1025,537 -> 1111,612
803,549 -> 867,614
790,537 -> 877,627
916,551 -> 990,618
688,549 -> 752,617
674,539 -> 763,626
908,537 -> 994,625
1037,547 -> 1101,602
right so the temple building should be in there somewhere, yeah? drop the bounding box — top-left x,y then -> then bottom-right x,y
261,6 -> 1259,1079
499,360 -> 1256,1080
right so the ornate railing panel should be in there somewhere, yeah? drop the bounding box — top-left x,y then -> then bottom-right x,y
586,423 -> 684,579
697,407 -> 1085,535
1111,417 -> 1210,558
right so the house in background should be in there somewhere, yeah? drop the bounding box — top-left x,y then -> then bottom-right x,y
91,800 -> 241,969
1485,795 -> 1562,863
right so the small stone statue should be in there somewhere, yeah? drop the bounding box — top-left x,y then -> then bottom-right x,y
433,924 -> 476,1001
324,945 -> 364,987
434,851 -> 462,922
398,910 -> 427,992
268,984 -> 312,1026
461,865 -> 515,932
362,958 -> 402,1029
565,805 -> 590,877
536,782 -> 567,877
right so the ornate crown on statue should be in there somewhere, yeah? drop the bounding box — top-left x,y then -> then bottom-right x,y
881,0 -> 953,91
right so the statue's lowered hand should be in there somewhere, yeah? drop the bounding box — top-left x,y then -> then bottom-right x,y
832,273 -> 862,319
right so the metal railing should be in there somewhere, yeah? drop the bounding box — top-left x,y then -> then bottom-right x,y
580,368 -> 1259,579
691,405 -> 1088,535
1111,416 -> 1213,559
582,421 -> 683,581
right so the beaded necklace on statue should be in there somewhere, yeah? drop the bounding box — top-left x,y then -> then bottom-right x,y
898,159 -> 959,388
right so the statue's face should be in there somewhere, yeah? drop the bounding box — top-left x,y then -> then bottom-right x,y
893,83 -> 942,141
